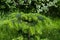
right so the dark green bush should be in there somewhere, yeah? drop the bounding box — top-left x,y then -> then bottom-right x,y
0,0 -> 59,12
0,0 -> 60,17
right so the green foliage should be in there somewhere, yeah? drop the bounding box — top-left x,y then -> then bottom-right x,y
0,0 -> 59,12
0,0 -> 60,17
0,0 -> 60,40
0,12 -> 60,40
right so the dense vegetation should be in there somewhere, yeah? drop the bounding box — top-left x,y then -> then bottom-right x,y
0,0 -> 60,40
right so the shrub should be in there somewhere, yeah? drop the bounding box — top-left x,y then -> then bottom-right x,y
0,12 -> 56,40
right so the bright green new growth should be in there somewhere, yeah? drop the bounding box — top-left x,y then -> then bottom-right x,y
0,12 -> 60,40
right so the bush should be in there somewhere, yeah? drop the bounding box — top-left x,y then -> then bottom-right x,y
0,12 -> 57,40
0,0 -> 60,40
0,0 -> 59,11
0,0 -> 60,17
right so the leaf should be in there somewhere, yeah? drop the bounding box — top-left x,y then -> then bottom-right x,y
29,27 -> 35,35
